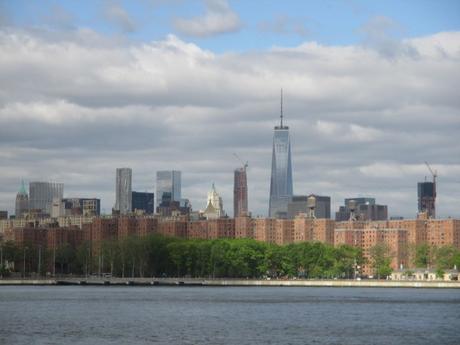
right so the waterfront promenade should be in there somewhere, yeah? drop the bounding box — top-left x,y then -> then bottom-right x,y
1,278 -> 459,288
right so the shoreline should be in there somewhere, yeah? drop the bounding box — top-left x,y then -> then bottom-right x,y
1,278 -> 459,288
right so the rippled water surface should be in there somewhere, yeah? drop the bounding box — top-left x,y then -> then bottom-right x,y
1,286 -> 459,345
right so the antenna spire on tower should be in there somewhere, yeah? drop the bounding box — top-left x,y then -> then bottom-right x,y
280,88 -> 283,128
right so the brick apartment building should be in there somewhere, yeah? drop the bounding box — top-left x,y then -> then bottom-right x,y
235,216 -> 254,239
2,214 -> 460,277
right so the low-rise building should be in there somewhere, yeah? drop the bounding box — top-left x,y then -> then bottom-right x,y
390,268 -> 458,281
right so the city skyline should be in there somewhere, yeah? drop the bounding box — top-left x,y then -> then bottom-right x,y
0,159 -> 443,220
0,109 -> 458,218
0,1 -> 459,218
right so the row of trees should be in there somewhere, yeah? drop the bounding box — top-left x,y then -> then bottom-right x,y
1,236 -> 363,279
369,242 -> 460,279
412,243 -> 460,277
1,235 -> 459,279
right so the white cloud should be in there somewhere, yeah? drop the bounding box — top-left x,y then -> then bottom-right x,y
0,28 -> 459,218
315,121 -> 383,142
348,124 -> 383,142
173,0 -> 242,37
315,121 -> 341,135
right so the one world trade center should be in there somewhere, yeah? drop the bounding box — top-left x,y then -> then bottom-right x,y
269,90 -> 293,218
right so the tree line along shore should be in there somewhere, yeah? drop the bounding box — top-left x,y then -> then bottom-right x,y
1,235 -> 459,279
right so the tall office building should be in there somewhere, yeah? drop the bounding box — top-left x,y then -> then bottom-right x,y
234,166 -> 248,217
29,181 -> 64,216
156,170 -> 181,208
418,181 -> 436,218
15,180 -> 29,218
132,191 -> 154,214
115,168 -> 132,215
269,90 -> 293,218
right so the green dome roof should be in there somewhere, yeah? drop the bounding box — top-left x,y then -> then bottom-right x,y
18,180 -> 27,195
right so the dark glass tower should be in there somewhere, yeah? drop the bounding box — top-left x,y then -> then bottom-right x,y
269,90 -> 293,218
132,191 -> 154,214
418,181 -> 436,218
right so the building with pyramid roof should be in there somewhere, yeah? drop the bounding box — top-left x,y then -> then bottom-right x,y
203,183 -> 225,220
15,180 -> 29,218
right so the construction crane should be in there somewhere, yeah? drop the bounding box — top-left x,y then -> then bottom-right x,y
423,161 -> 437,219
425,161 -> 437,185
233,153 -> 248,170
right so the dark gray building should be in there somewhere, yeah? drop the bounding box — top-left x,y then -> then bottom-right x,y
132,191 -> 154,214
62,198 -> 101,216
287,195 -> 331,219
418,181 -> 436,218
335,198 -> 387,221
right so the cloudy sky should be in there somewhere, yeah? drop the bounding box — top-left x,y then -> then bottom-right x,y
0,0 -> 459,218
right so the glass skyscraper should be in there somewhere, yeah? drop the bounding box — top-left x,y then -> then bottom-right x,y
269,92 -> 293,218
156,170 -> 181,208
115,168 -> 132,215
29,181 -> 64,216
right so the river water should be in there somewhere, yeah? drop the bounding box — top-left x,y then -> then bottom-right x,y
0,286 -> 459,345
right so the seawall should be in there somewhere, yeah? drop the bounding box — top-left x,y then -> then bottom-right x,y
1,278 -> 459,288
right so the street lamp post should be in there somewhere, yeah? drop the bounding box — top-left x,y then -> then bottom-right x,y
0,244 -> 3,278
85,245 -> 89,278
53,237 -> 56,277
38,245 -> 42,278
23,247 -> 28,279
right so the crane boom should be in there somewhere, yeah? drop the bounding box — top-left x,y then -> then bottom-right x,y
424,161 -> 437,180
233,153 -> 248,170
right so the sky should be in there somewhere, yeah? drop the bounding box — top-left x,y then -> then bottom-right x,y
0,0 -> 459,218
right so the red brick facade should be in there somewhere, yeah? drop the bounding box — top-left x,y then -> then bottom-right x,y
3,216 -> 460,276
